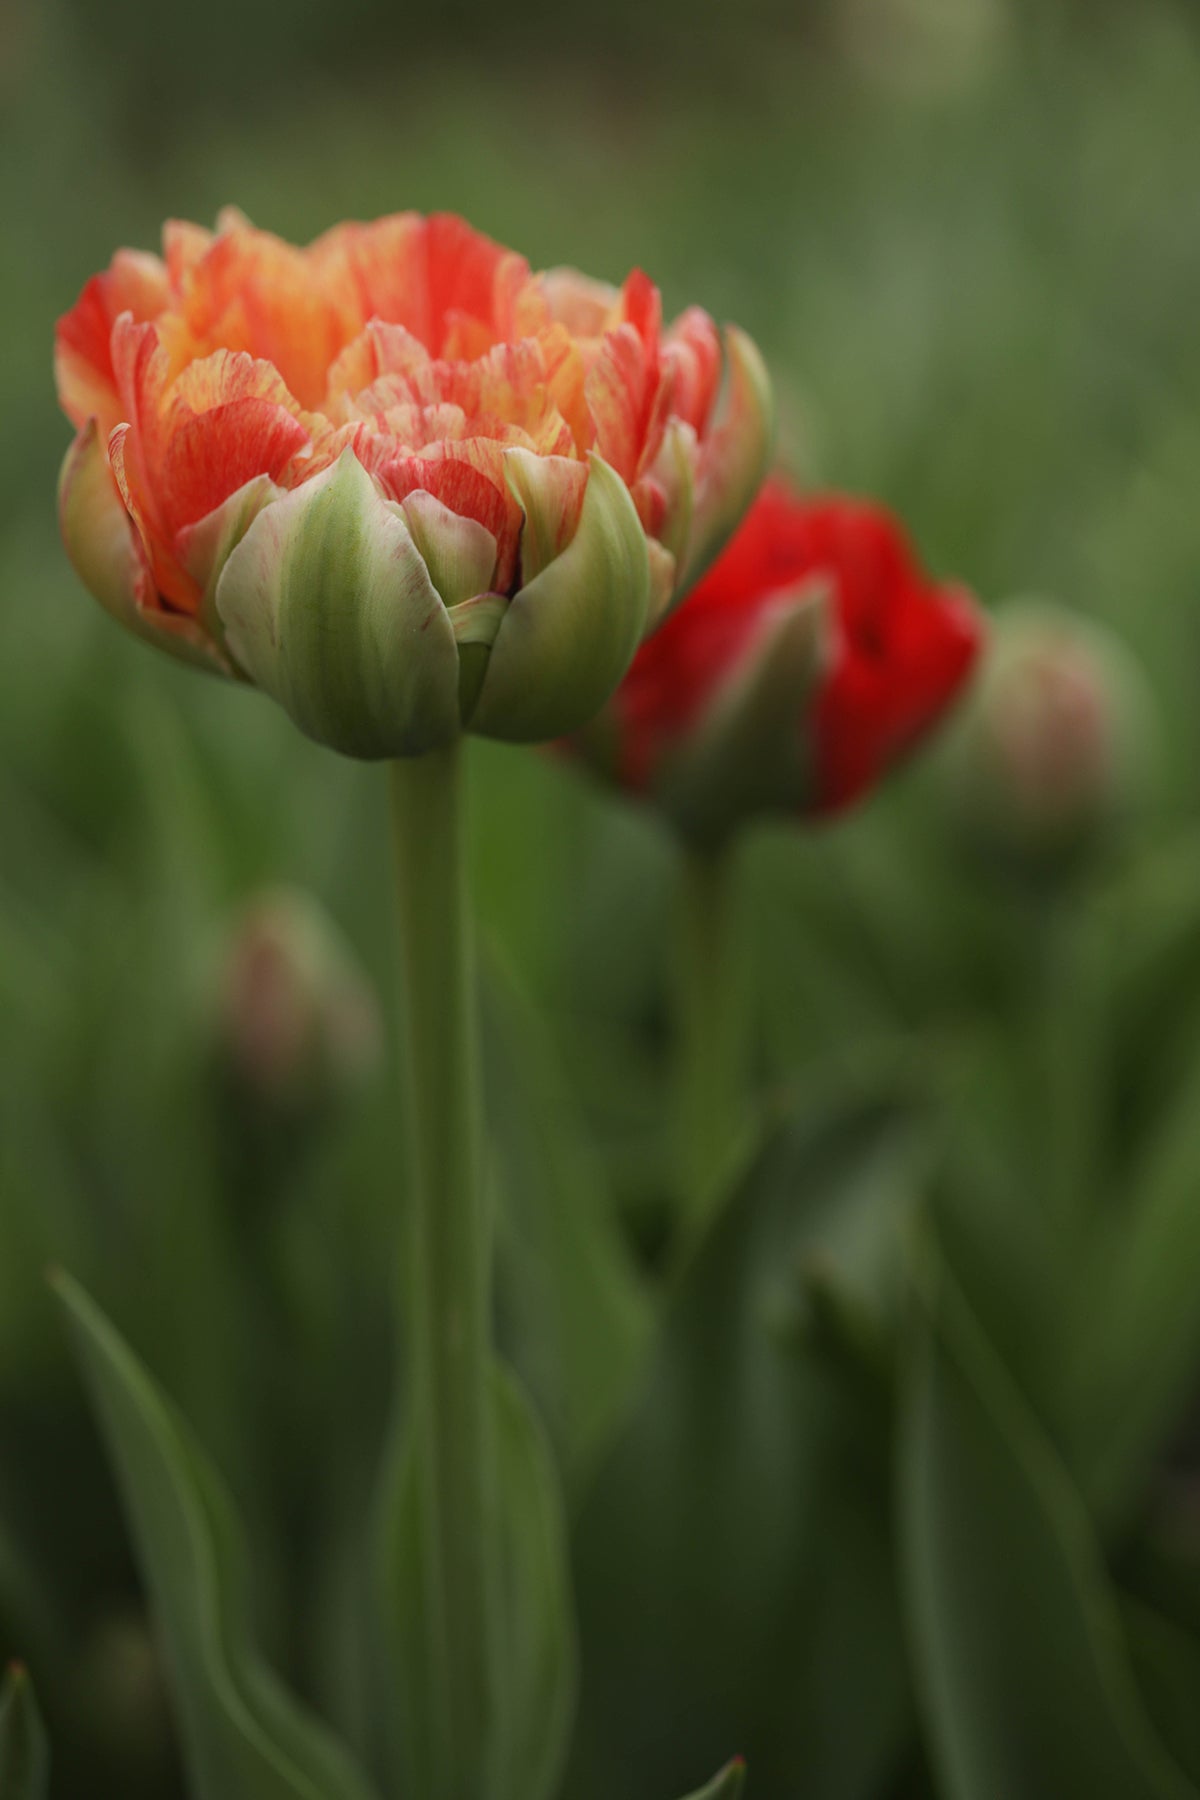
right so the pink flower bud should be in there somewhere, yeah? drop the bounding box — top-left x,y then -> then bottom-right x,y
215,890 -> 382,1114
946,602 -> 1154,871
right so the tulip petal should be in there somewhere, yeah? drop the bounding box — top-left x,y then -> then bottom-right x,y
469,453 -> 651,743
176,472 -> 284,647
215,448 -> 462,758
59,422 -> 229,675
502,449 -> 588,584
677,325 -> 775,600
399,488 -> 499,609
657,576 -> 833,845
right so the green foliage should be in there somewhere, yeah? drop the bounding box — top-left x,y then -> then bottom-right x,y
899,1234 -> 1195,1799
676,1761 -> 748,1800
568,1082 -> 927,1800
53,1273 -> 379,1800
0,1664 -> 50,1800
382,1363 -> 577,1800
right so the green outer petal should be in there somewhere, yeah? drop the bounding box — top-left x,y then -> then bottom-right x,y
400,489 -> 499,609
502,449 -> 589,584
469,453 -> 651,744
177,473 -> 283,652
59,421 -> 229,676
215,449 -> 462,760
676,326 -> 775,602
656,577 -> 831,845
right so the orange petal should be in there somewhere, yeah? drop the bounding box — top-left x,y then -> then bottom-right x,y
161,397 -> 310,536
59,421 -> 228,674
54,251 -> 169,434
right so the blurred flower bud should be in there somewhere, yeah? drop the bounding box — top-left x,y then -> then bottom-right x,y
563,476 -> 984,847
946,601 -> 1154,874
215,889 -> 382,1115
77,1607 -> 172,1771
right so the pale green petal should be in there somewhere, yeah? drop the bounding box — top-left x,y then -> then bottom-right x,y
215,448 -> 462,759
400,489 -> 499,609
469,453 -> 651,744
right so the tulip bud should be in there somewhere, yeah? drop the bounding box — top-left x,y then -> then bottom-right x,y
562,477 -> 984,844
945,602 -> 1154,874
214,889 -> 382,1116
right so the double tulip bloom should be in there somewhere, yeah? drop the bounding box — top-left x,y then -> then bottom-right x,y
55,210 -> 772,756
565,476 -> 985,842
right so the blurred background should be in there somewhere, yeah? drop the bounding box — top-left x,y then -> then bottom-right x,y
7,0 -> 1200,1795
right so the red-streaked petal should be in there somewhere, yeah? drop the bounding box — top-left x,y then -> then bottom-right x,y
59,420 -> 229,674
503,449 -> 589,584
54,251 -> 169,432
161,398 -> 310,535
380,452 -> 514,585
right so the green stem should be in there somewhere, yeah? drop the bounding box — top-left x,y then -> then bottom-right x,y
674,841 -> 744,1235
389,743 -> 494,1800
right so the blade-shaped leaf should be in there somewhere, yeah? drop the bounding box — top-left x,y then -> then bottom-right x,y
52,1272 -> 380,1800
488,1365 -> 577,1800
899,1234 -> 1196,1800
386,1361 -> 577,1800
675,1757 -> 747,1799
482,942 -> 652,1486
1125,1600 -> 1200,1787
568,1084 -> 924,1800
0,1663 -> 49,1799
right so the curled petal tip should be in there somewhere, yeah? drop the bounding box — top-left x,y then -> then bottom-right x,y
676,325 -> 775,602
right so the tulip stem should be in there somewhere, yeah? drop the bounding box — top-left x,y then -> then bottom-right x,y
674,842 -> 745,1237
387,742 -> 494,1800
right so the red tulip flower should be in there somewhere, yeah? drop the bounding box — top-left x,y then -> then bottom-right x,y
55,210 -> 772,757
567,475 -> 985,842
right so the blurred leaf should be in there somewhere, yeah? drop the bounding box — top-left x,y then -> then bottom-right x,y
568,1081 -> 927,1800
53,1272 -> 380,1800
388,1361 -> 576,1800
1125,1600 -> 1200,1786
483,943 -> 652,1485
676,1758 -> 747,1800
1063,1044 -> 1200,1520
488,1366 -> 577,1800
899,1232 -> 1196,1799
0,1663 -> 49,1799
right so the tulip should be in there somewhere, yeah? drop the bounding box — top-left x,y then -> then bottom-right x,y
54,208 -> 774,1800
945,600 -> 1153,875
214,888 -> 382,1117
565,474 -> 985,846
55,210 -> 772,756
563,474 -> 985,1231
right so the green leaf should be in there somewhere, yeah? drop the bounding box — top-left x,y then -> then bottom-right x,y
676,1757 -> 747,1800
1125,1600 -> 1200,1786
1063,1044 -> 1200,1519
0,1663 -> 49,1798
482,942 -> 652,1485
388,1362 -> 577,1800
488,1366 -> 577,1800
52,1271 -> 380,1800
567,1083 -> 924,1800
899,1233 -> 1196,1800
